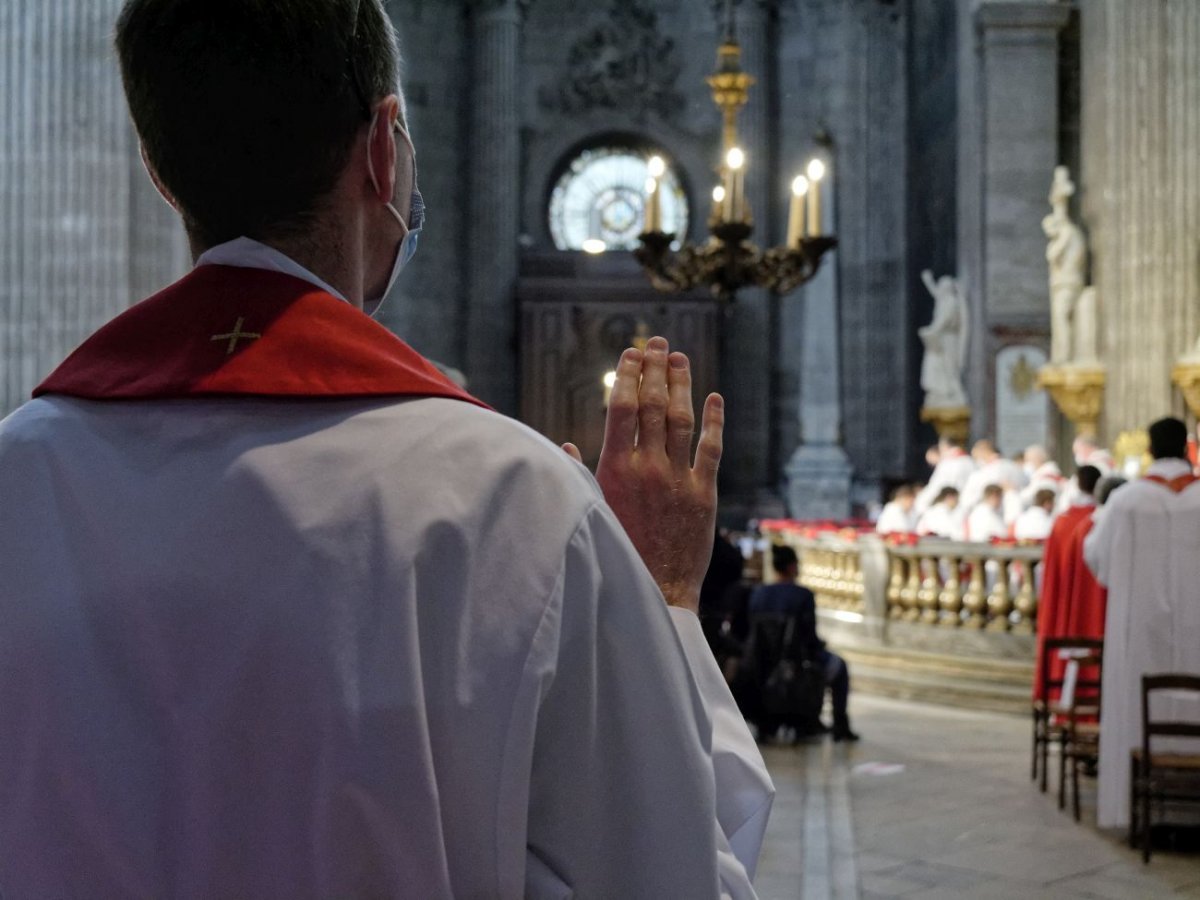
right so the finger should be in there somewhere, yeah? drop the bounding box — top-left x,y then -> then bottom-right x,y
693,392 -> 724,482
601,347 -> 644,455
666,351 -> 695,467
637,336 -> 670,452
561,442 -> 583,464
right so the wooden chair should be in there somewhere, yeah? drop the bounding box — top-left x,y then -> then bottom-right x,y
1130,674 -> 1200,863
1057,650 -> 1103,820
1032,637 -> 1103,793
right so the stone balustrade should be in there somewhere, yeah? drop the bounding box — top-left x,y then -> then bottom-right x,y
886,541 -> 1042,634
797,537 -> 866,615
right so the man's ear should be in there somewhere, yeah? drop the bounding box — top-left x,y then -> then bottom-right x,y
139,144 -> 181,213
366,95 -> 400,203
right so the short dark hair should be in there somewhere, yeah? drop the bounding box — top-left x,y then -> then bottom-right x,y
771,544 -> 799,575
1096,475 -> 1127,505
1034,488 -> 1057,509
1148,417 -> 1188,460
983,484 -> 1004,500
1076,464 -> 1102,495
934,486 -> 959,504
115,0 -> 399,248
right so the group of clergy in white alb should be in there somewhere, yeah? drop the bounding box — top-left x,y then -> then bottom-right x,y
879,420 -> 1200,833
874,434 -> 1119,543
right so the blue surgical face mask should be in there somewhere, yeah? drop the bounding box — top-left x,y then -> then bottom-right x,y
365,120 -> 423,318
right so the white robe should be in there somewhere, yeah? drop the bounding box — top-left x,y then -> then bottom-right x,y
0,247 -> 773,898
960,457 -> 1025,513
1083,458 -> 1200,829
916,503 -> 964,541
875,501 -> 916,534
1013,505 -> 1054,541
915,451 -> 977,513
966,503 -> 1007,542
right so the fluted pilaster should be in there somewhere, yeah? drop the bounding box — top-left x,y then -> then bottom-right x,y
1,1 -> 186,417
465,0 -> 525,413
2,1 -> 127,414
1082,0 -> 1200,433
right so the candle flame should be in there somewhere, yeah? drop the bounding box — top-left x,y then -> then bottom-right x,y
726,147 -> 745,170
645,177 -> 658,195
582,238 -> 607,254
602,370 -> 617,389
647,155 -> 666,178
792,175 -> 810,196
712,185 -> 726,203
806,158 -> 826,181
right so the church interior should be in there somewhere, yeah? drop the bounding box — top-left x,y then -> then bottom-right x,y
3,0 -> 1200,896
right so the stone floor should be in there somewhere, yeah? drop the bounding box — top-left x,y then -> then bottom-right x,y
754,694 -> 1200,899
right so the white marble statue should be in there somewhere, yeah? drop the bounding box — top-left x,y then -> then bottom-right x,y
1074,286 -> 1100,365
1043,166 -> 1088,364
919,269 -> 969,408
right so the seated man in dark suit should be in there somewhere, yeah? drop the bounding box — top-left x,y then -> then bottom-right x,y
749,545 -> 859,742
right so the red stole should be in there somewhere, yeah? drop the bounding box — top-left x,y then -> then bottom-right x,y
1034,504 -> 1094,700
1144,472 -> 1200,493
36,265 -> 488,408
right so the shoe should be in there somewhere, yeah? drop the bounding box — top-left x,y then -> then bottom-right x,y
831,719 -> 860,742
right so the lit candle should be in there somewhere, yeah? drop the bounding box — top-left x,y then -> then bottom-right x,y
726,147 -> 745,221
787,175 -> 809,246
711,184 -> 726,221
644,155 -> 666,233
805,158 -> 826,236
644,177 -> 661,232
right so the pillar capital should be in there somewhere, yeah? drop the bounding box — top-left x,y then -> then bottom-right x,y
466,0 -> 529,23
976,2 -> 1072,34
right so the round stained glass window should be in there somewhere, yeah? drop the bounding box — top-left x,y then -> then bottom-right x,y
548,147 -> 688,252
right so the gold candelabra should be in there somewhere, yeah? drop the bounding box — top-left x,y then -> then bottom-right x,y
634,20 -> 836,305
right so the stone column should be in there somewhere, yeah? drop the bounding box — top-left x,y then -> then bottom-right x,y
780,0 -> 909,518
968,1 -> 1070,438
465,0 -> 525,413
0,0 -> 159,416
720,0 -> 775,502
1081,0 -> 1200,433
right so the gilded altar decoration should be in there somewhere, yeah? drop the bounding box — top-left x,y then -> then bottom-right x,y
919,405 -> 971,444
1037,364 -> 1106,438
1113,430 -> 1151,477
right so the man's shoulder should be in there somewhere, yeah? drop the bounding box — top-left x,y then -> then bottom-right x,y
0,397 -> 75,449
2,394 -> 605,518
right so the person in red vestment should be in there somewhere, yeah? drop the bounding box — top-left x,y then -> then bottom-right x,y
1033,465 -> 1101,699
1061,474 -> 1127,642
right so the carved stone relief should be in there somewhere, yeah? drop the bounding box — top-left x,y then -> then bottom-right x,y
537,0 -> 683,122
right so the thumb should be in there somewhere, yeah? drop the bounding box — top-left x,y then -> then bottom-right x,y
562,442 -> 584,464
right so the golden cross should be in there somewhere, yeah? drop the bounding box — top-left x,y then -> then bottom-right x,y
210,316 -> 261,356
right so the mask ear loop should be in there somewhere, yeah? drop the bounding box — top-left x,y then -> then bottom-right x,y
366,111 -> 411,234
